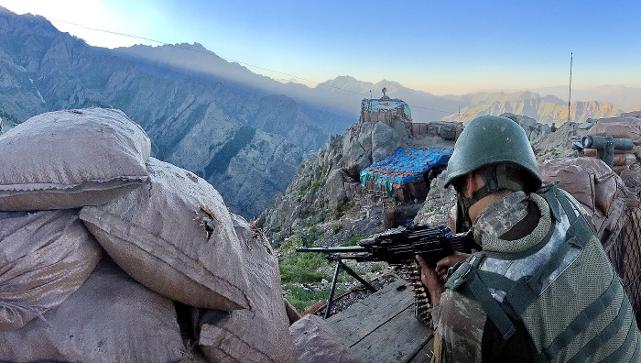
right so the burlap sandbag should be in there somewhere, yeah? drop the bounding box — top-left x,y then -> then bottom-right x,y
582,149 -> 638,167
290,315 -> 363,363
198,214 -> 297,363
80,158 -> 250,310
541,157 -> 620,219
0,210 -> 101,331
0,260 -> 188,362
0,108 -> 150,211
589,116 -> 641,145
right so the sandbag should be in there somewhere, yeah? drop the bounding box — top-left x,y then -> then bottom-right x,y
541,157 -> 618,218
619,164 -> 641,195
80,158 -> 250,310
582,148 -> 632,156
0,260 -> 188,362
0,210 -> 101,331
197,214 -> 297,363
582,149 -> 638,166
0,108 -> 150,211
589,116 -> 641,145
290,315 -> 363,363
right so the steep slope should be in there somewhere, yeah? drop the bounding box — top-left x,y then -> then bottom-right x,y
0,9 -> 351,217
443,91 -> 621,124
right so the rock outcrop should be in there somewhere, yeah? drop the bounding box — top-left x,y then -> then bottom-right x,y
260,113 -> 411,244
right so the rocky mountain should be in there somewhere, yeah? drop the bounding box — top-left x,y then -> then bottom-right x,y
534,85 -> 641,112
0,7 -> 353,218
443,91 -> 621,124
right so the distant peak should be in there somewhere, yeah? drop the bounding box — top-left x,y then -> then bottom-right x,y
324,75 -> 359,83
175,42 -> 207,51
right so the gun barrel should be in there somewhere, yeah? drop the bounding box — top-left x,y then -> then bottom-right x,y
296,246 -> 368,253
582,135 -> 634,151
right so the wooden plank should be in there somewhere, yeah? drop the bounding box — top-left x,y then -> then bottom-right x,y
327,278 -> 415,347
408,335 -> 434,363
351,305 -> 433,363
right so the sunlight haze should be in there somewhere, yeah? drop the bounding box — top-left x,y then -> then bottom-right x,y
1,0 -> 639,94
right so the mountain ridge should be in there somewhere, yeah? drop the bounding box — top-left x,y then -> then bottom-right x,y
0,9 -> 352,217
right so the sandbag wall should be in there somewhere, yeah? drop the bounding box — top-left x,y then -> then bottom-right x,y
541,157 -> 641,324
0,108 -> 299,362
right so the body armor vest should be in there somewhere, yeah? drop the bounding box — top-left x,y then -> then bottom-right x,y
445,185 -> 641,362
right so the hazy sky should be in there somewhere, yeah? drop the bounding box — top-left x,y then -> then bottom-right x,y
1,0 -> 640,94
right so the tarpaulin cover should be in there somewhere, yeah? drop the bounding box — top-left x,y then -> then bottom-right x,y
359,147 -> 452,193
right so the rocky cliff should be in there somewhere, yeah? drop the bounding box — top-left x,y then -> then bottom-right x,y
259,115 -> 413,244
0,8 -> 352,217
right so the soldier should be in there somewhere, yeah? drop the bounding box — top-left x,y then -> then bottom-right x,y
416,115 -> 640,362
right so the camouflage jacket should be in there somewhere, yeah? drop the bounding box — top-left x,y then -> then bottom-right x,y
435,191 -> 540,362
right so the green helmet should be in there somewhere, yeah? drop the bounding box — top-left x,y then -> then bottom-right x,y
444,115 -> 542,191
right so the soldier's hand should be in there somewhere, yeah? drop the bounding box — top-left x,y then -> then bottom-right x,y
435,252 -> 471,280
416,255 -> 444,305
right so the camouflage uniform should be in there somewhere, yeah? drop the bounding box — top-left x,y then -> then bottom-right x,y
435,191 -> 532,363
434,189 -> 641,362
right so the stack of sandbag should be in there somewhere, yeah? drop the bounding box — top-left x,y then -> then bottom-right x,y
0,259 -> 188,362
582,116 -> 641,174
0,108 -> 302,362
541,157 -> 641,323
0,108 -> 194,361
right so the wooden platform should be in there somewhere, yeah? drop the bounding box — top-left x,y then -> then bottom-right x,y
327,277 -> 434,363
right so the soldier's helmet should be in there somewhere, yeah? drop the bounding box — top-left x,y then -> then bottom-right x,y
444,115 -> 542,192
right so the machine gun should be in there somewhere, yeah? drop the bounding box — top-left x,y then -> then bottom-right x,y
296,225 -> 478,320
573,135 -> 634,167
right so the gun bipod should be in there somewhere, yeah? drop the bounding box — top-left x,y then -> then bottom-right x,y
323,259 -> 377,319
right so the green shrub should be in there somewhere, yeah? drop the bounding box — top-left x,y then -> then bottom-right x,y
342,234 -> 364,246
301,226 -> 322,245
333,199 -> 352,220
282,283 -> 346,312
279,252 -> 327,283
279,232 -> 327,284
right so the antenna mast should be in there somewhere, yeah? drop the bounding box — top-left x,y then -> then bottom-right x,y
568,52 -> 573,123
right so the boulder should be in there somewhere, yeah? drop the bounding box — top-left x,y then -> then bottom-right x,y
371,121 -> 397,162
324,169 -> 349,210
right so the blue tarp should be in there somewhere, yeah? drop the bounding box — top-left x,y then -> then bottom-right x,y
359,147 -> 452,194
